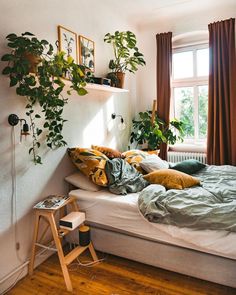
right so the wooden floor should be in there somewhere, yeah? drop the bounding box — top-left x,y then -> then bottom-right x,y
8,249 -> 236,295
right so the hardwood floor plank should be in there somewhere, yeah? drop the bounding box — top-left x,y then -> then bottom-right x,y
7,249 -> 236,295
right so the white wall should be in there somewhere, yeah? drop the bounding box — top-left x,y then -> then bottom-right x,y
0,0 -> 137,292
136,2 -> 236,112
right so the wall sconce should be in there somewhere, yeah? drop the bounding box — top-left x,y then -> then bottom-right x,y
111,113 -> 126,131
8,114 -> 30,141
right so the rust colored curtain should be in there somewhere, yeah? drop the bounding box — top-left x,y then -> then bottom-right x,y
156,32 -> 172,160
207,18 -> 236,165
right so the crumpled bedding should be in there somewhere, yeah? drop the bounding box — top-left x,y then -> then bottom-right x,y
105,158 -> 148,195
138,165 -> 236,231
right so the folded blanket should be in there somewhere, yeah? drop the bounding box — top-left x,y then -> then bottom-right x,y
105,158 -> 149,195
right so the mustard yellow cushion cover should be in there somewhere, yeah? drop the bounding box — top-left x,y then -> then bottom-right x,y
91,145 -> 123,159
143,169 -> 200,190
122,150 -> 148,173
67,148 -> 109,186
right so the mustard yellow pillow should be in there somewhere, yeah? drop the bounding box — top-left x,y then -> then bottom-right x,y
67,148 -> 109,186
122,150 -> 148,173
91,145 -> 123,159
143,169 -> 200,190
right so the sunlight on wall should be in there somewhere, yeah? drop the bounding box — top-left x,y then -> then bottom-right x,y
106,95 -> 115,132
82,108 -> 105,146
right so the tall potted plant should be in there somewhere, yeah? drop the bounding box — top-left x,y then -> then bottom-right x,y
104,31 -> 145,88
1,32 -> 89,164
130,111 -> 185,151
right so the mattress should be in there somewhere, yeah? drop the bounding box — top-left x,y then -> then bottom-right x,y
69,188 -> 236,260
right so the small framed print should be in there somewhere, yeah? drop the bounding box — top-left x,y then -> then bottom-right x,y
79,35 -> 95,72
58,25 -> 78,63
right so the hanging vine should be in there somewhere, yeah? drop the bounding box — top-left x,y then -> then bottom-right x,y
1,32 -> 90,164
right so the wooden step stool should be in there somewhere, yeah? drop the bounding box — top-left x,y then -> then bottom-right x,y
29,196 -> 98,292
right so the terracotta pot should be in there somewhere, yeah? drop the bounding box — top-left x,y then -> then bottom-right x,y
23,52 -> 41,73
115,71 -> 125,88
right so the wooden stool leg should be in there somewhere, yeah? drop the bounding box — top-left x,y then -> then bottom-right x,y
88,242 -> 98,261
29,211 -> 40,275
47,212 -> 73,292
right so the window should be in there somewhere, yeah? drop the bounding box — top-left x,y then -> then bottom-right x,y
171,45 -> 209,144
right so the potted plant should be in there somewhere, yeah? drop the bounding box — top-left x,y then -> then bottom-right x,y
104,31 -> 146,88
1,32 -> 90,164
130,111 -> 184,151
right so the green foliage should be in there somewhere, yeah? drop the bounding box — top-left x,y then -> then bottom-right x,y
1,32 -> 89,164
130,111 -> 185,150
176,86 -> 208,140
104,31 -> 146,74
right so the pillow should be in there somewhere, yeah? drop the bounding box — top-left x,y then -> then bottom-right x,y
170,159 -> 206,175
65,172 -> 102,192
122,149 -> 148,173
91,145 -> 123,159
143,169 -> 200,190
140,154 -> 169,172
67,148 -> 109,186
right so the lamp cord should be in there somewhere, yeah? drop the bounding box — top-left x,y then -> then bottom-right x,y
11,126 -> 23,263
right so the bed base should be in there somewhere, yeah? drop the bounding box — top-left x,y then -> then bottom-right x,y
88,225 -> 236,288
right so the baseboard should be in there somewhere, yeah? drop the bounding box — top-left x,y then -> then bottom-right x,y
0,250 -> 53,294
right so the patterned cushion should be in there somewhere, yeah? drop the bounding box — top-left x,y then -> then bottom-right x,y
122,150 -> 148,173
143,169 -> 200,190
91,145 -> 123,159
67,148 -> 109,186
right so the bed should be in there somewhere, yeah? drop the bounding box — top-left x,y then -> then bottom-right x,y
68,185 -> 236,288
66,148 -> 236,288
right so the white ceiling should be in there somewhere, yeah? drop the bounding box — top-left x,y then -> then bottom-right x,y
110,0 -> 236,27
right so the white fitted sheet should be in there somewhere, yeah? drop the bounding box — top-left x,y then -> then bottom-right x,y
69,189 -> 236,260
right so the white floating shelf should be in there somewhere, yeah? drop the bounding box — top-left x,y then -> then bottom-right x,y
61,78 -> 128,93
85,83 -> 129,93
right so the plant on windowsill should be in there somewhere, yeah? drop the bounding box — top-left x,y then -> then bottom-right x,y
1,32 -> 90,164
130,111 -> 185,151
104,31 -> 146,88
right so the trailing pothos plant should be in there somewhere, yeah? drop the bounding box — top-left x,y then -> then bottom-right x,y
130,111 -> 185,151
1,32 -> 90,164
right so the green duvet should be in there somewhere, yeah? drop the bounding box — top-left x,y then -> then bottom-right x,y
138,165 -> 236,231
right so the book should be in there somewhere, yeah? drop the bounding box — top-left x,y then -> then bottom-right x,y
33,195 -> 70,210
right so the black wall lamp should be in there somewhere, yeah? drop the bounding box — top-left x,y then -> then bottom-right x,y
111,113 -> 126,130
8,114 -> 30,141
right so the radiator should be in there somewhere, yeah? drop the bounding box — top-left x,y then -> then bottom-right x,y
167,151 -> 207,164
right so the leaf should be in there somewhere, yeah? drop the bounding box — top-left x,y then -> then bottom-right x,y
29,147 -> 34,154
77,88 -> 88,96
10,76 -> 18,87
41,39 -> 49,45
35,156 -> 42,164
2,67 -> 12,75
36,128 -> 42,136
1,54 -> 14,61
22,32 -> 35,36
6,33 -> 17,39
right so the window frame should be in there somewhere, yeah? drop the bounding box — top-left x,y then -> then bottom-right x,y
171,43 -> 209,145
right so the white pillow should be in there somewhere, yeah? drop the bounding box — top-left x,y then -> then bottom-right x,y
65,172 -> 102,192
140,154 -> 169,172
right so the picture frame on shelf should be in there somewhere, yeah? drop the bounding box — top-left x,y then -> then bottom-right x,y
79,35 -> 95,72
58,25 -> 78,63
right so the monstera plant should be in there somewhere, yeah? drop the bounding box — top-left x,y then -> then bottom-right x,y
2,32 -> 90,164
130,111 -> 185,151
104,31 -> 145,88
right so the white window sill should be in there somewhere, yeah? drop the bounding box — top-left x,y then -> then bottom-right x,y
169,143 -> 206,153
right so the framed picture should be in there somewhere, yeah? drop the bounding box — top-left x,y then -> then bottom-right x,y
79,35 -> 95,72
58,25 -> 78,63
